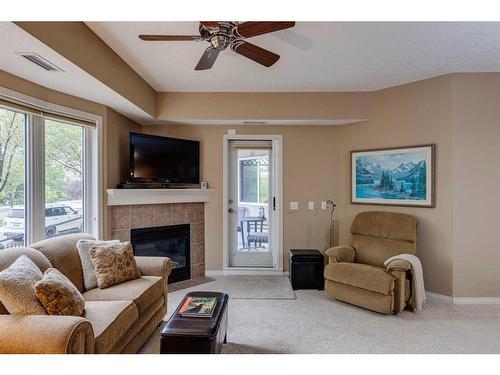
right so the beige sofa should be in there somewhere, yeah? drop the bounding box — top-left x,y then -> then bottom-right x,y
0,234 -> 172,354
324,211 -> 417,315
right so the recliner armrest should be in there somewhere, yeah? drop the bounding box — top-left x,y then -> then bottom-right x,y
135,256 -> 172,279
0,315 -> 94,354
386,259 -> 412,273
324,246 -> 355,264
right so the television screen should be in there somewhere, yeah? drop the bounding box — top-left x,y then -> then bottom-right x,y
130,133 -> 200,183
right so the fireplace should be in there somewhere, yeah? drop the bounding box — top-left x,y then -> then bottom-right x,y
131,224 -> 191,284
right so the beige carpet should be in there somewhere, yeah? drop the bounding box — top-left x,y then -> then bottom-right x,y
140,276 -> 500,354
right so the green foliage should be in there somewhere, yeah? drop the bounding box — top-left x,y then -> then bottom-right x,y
0,109 -> 25,206
0,109 -> 83,207
45,120 -> 83,204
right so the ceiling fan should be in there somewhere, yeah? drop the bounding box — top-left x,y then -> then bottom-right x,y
139,21 -> 295,70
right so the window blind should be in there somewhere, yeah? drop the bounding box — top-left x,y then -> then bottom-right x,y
0,97 -> 96,127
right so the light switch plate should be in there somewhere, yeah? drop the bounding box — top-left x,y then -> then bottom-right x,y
290,201 -> 299,210
308,201 -> 314,210
321,201 -> 327,209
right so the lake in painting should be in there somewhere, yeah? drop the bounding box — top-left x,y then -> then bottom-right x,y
354,149 -> 428,202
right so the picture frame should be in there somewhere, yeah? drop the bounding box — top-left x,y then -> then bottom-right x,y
351,144 -> 435,208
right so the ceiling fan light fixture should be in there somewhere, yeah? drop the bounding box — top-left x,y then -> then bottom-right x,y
139,21 -> 295,70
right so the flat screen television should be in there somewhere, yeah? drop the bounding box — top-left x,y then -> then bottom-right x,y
129,133 -> 200,184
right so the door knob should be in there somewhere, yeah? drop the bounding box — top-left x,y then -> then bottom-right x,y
228,208 -> 234,213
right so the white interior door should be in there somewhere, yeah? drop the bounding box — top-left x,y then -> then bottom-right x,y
227,140 -> 275,268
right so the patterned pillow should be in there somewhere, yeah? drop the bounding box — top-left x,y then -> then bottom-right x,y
77,239 -> 119,290
0,255 -> 47,315
35,268 -> 85,316
89,242 -> 141,289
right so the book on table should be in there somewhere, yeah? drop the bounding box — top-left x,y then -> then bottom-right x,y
179,296 -> 217,318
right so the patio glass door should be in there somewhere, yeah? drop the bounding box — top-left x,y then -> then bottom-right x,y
227,140 -> 274,268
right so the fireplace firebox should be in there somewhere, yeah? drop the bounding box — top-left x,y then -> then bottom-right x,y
131,224 -> 191,284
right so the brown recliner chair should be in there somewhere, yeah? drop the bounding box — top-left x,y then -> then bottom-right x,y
324,211 -> 417,314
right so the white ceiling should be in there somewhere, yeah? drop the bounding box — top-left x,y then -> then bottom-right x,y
0,22 -> 154,122
86,21 -> 500,92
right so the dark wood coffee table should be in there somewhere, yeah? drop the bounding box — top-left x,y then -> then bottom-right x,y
160,291 -> 229,354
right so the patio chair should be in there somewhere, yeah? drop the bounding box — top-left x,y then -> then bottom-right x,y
248,222 -> 268,250
237,207 -> 247,247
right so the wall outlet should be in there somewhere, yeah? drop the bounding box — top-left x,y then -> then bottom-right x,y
308,201 -> 315,210
290,201 -> 299,210
321,201 -> 327,209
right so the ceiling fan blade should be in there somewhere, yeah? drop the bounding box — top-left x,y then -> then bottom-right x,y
234,22 -> 295,38
195,47 -> 220,70
139,35 -> 200,41
200,21 -> 220,29
232,41 -> 279,67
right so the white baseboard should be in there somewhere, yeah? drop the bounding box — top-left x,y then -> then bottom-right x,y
205,270 -> 224,277
452,297 -> 500,305
425,292 -> 500,304
206,268 -> 285,276
426,291 -> 453,304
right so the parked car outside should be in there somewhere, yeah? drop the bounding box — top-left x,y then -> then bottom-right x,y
0,203 -> 82,240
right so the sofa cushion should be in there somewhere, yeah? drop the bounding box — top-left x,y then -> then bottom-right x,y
324,262 -> 395,295
0,255 -> 47,315
0,247 -> 52,314
83,300 -> 138,354
89,242 -> 141,289
77,239 -> 119,291
83,276 -> 165,314
31,234 -> 95,293
35,268 -> 85,316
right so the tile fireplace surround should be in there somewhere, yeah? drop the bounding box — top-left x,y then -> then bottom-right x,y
110,202 -> 205,279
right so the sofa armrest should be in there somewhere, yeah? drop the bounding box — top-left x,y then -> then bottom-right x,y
135,256 -> 172,278
324,246 -> 355,264
386,259 -> 412,273
0,315 -> 94,354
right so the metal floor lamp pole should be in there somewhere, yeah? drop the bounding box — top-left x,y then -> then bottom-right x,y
326,200 -> 336,248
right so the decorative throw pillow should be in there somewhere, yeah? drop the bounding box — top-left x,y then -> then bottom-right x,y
0,255 -> 47,315
89,241 -> 141,289
77,239 -> 119,290
35,268 -> 85,316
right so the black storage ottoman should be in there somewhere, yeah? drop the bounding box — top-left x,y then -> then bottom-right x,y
289,249 -> 325,290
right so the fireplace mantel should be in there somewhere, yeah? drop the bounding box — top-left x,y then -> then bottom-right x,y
106,188 -> 215,206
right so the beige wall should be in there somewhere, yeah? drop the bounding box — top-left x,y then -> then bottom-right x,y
103,108 -> 141,238
335,76 -> 454,296
157,92 -> 371,121
0,70 -> 106,117
146,76 -> 456,297
140,124 -> 340,272
15,22 -> 157,117
451,74 -> 500,297
4,66 -> 500,298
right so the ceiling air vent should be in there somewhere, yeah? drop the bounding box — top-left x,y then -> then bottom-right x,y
17,53 -> 64,72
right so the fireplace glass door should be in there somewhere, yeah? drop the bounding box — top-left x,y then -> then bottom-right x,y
131,224 -> 190,283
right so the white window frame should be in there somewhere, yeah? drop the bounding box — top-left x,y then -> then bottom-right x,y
0,86 -> 103,244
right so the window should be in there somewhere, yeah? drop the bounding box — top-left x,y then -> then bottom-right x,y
238,153 -> 269,204
45,119 -> 84,238
0,100 -> 98,249
0,107 -> 25,249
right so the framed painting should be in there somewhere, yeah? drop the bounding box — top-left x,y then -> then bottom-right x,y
351,144 -> 435,207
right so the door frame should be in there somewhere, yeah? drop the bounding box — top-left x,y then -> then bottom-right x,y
222,134 -> 283,274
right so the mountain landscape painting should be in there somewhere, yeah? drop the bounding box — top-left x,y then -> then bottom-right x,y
351,145 -> 434,207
